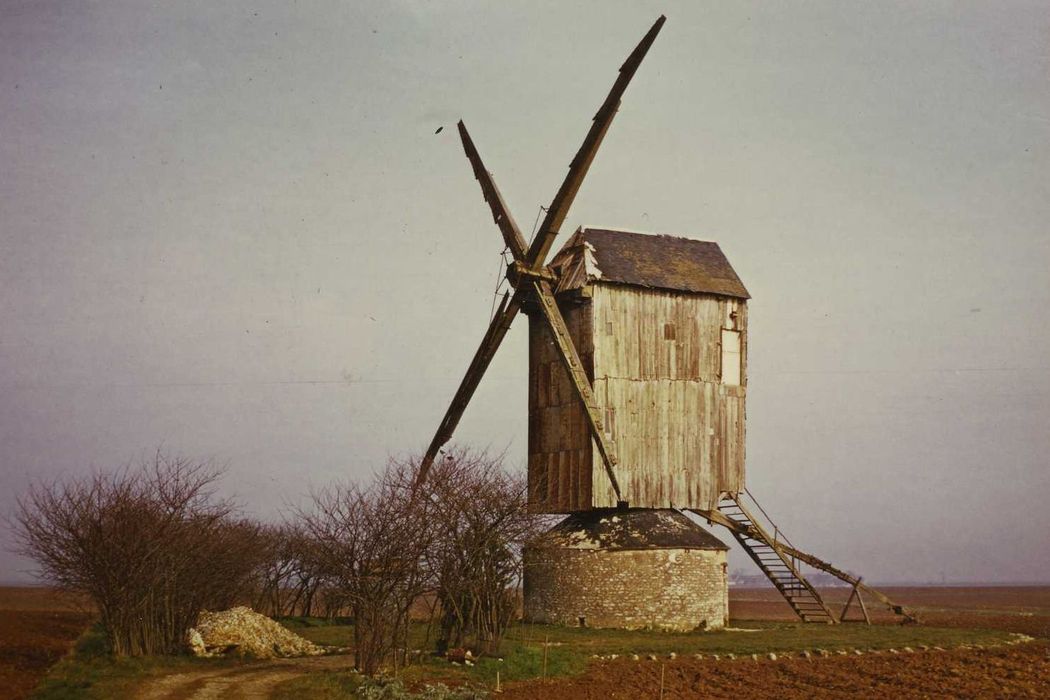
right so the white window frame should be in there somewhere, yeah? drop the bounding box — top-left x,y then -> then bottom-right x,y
720,328 -> 742,386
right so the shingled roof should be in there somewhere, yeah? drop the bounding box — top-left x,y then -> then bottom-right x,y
550,227 -> 749,299
542,509 -> 729,551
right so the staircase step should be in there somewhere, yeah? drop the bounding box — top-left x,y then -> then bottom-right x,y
725,494 -> 838,625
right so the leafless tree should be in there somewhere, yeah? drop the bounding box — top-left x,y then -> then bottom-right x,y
297,460 -> 434,675
13,451 -> 266,656
252,523 -> 331,617
424,448 -> 542,655
282,524 -> 331,617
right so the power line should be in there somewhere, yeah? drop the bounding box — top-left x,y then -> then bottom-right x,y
751,366 -> 1050,376
4,365 -> 1047,392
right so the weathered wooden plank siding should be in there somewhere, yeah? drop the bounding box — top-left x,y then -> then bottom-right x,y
527,300 -> 593,513
590,284 -> 747,510
528,283 -> 747,513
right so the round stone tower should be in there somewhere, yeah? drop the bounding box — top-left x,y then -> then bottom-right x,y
523,509 -> 730,631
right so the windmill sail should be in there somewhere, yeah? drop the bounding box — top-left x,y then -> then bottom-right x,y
416,16 -> 666,488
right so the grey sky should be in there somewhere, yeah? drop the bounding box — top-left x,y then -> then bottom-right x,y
1,1 -> 1048,584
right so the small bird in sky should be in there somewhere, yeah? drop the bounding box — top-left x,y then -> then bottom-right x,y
434,126 -> 444,134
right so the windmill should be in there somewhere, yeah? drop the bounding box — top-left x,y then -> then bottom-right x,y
418,16 -> 913,626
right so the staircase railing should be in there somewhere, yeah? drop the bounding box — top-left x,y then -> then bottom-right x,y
688,490 -> 918,625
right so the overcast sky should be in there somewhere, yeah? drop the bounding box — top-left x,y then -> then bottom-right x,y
2,1 -> 1048,584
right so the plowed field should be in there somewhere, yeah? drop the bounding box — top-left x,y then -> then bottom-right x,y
500,586 -> 1050,699
0,588 -> 94,700
499,642 -> 1049,699
5,586 -> 1050,699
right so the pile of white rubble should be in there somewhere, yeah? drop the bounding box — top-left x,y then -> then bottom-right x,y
186,606 -> 326,659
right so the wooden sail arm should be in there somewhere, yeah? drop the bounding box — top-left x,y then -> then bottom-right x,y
457,121 -> 528,262
419,16 -> 666,493
525,15 -> 666,268
417,291 -> 522,485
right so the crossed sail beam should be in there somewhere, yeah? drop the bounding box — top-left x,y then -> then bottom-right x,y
417,16 -> 667,500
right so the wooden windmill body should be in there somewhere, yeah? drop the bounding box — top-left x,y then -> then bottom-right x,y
419,16 -> 914,626
529,227 -> 748,514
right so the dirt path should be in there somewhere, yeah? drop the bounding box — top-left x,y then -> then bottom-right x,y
136,654 -> 354,700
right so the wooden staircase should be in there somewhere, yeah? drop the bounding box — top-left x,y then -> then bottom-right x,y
716,494 -> 837,624
690,491 -> 917,624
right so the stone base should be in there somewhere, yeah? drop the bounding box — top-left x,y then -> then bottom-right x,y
523,509 -> 729,631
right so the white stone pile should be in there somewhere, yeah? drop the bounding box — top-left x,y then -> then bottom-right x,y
585,636 -> 1040,665
186,606 -> 326,659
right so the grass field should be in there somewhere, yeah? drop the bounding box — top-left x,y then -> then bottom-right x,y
271,616 -> 1020,698
5,586 -> 1047,699
29,624 -> 244,700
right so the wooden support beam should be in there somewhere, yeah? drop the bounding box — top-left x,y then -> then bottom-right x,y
857,583 -> 871,624
691,502 -> 917,624
774,543 -> 915,622
530,278 -> 623,503
506,260 -> 557,286
840,578 -> 871,624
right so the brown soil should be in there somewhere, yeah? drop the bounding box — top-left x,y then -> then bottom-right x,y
499,642 -> 1050,699
0,588 -> 95,700
5,585 -> 1050,699
502,586 -> 1050,699
732,586 -> 1050,638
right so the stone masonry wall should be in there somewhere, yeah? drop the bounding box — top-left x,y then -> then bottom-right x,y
523,547 -> 728,631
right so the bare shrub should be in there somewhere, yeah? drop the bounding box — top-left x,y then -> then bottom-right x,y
13,452 -> 265,656
425,448 -> 540,655
297,460 -> 433,675
253,523 -> 331,617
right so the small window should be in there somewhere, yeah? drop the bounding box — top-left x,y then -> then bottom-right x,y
605,321 -> 614,335
604,407 -> 615,435
663,323 -> 676,340
721,329 -> 741,386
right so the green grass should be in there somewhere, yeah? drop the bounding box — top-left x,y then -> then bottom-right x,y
34,618 -> 1018,699
270,669 -> 365,700
286,618 -> 1013,663
31,623 -> 241,700
279,616 -> 356,647
272,618 -> 1016,698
